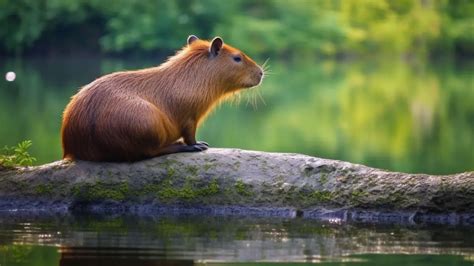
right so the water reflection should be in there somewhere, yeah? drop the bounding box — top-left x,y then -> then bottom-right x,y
0,214 -> 473,265
59,248 -> 195,266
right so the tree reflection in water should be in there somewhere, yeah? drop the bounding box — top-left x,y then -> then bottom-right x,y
0,214 -> 472,265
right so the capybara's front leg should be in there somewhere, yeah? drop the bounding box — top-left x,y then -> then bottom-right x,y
182,122 -> 209,150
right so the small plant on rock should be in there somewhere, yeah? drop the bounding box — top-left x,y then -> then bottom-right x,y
0,140 -> 36,168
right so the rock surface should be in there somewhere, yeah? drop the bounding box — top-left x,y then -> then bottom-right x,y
0,149 -> 473,224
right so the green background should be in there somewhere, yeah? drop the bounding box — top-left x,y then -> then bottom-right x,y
0,0 -> 473,174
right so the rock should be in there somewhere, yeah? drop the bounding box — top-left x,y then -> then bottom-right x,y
0,148 -> 473,224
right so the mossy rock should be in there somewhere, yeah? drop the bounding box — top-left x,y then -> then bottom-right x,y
0,149 -> 472,222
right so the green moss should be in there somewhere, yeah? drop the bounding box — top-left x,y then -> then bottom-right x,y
389,191 -> 404,204
223,187 -> 233,196
185,165 -> 198,176
71,184 -> 80,196
166,167 -> 176,177
234,180 -> 252,196
308,190 -> 332,202
203,163 -> 214,171
72,181 -> 130,201
279,188 -> 336,207
349,190 -> 369,204
158,185 -> 189,200
206,179 -> 219,195
35,184 -> 54,195
319,173 -> 328,185
157,178 -> 220,202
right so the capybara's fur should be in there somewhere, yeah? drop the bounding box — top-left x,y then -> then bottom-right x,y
61,36 -> 264,162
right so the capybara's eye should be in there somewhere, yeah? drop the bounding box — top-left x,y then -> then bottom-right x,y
233,56 -> 242,62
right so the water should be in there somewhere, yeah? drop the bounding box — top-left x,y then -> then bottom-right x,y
0,57 -> 473,174
0,214 -> 473,266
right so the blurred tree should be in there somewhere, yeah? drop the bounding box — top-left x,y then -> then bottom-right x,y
340,0 -> 441,57
0,0 -> 472,58
435,0 -> 474,56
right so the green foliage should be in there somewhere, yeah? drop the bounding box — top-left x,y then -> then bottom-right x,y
340,0 -> 441,57
435,0 -> 474,55
0,140 -> 36,167
0,0 -> 472,57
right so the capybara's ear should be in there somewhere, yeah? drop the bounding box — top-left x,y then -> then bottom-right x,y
209,37 -> 223,57
187,35 -> 199,45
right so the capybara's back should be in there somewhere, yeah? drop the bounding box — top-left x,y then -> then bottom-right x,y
61,35 -> 264,162
62,77 -> 169,161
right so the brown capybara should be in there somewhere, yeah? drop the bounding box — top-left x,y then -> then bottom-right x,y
61,35 -> 264,162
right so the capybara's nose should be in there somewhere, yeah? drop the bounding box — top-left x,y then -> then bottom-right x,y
259,70 -> 263,77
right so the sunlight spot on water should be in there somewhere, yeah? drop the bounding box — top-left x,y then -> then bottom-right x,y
328,218 -> 342,224
5,71 -> 16,82
464,255 -> 474,262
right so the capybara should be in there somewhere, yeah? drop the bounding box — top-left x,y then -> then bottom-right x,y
61,35 -> 264,162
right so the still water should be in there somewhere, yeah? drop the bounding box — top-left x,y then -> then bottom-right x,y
0,214 -> 473,266
0,57 -> 473,174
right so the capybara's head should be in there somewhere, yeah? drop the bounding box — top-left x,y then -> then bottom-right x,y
184,35 -> 264,91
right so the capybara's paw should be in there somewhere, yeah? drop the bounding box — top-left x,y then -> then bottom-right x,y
192,143 -> 208,151
197,141 -> 209,147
